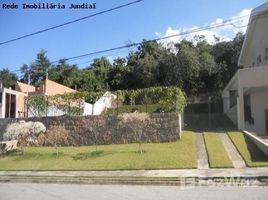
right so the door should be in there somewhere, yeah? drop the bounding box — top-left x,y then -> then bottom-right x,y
265,110 -> 268,135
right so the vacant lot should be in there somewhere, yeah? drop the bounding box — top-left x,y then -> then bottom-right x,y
0,131 -> 196,170
228,132 -> 268,167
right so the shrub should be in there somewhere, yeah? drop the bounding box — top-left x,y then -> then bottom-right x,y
3,121 -> 46,154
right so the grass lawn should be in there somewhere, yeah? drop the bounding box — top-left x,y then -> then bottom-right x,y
203,132 -> 233,168
0,131 -> 197,171
228,132 -> 268,167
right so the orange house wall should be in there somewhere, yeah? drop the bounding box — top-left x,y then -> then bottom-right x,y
43,79 -> 76,95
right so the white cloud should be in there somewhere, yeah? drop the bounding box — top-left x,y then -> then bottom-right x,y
156,8 -> 251,47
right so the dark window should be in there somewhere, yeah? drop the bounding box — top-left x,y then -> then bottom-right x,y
244,94 -> 254,124
265,47 -> 268,61
257,55 -> 262,65
229,90 -> 237,108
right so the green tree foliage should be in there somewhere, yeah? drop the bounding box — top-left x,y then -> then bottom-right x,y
0,69 -> 18,88
49,59 -> 80,89
20,50 -> 51,86
19,33 -> 244,98
90,57 -> 112,90
127,40 -> 168,88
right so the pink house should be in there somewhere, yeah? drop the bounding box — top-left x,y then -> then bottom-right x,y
0,79 -> 76,118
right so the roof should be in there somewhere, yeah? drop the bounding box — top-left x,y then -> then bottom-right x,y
238,2 -> 268,66
15,81 -> 36,93
39,79 -> 76,95
15,79 -> 76,95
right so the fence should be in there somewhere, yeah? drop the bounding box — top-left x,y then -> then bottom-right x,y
183,96 -> 236,131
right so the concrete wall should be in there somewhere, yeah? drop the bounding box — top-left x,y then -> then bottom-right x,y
243,130 -> 268,157
225,104 -> 237,126
245,92 -> 268,136
85,91 -> 116,115
243,13 -> 268,68
0,113 -> 181,145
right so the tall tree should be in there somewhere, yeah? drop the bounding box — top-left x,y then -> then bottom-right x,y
127,40 -> 168,89
49,59 -> 80,89
90,57 -> 112,90
20,50 -> 51,86
0,69 -> 18,88
107,57 -> 128,90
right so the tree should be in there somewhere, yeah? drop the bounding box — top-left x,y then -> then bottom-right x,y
127,40 -> 168,89
49,59 -> 80,89
212,32 -> 245,90
90,57 -> 112,90
107,57 -> 128,90
175,40 -> 201,95
44,126 -> 69,157
79,69 -> 102,92
0,69 -> 18,88
20,50 -> 51,86
118,113 -> 151,154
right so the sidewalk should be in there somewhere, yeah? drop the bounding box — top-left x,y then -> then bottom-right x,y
1,168 -> 268,178
1,168 -> 268,185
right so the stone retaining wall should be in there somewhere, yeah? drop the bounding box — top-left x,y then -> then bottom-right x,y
0,113 -> 181,145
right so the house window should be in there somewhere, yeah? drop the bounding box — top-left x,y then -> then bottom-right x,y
257,55 -> 262,65
244,94 -> 254,124
229,90 -> 237,108
265,47 -> 268,61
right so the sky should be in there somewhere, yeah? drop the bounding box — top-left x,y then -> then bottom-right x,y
0,0 -> 266,78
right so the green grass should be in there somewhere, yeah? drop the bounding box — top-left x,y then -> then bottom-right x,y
203,132 -> 233,168
0,131 -> 197,170
228,132 -> 268,167
104,104 -> 161,115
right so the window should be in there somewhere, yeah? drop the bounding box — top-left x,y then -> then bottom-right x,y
244,94 -> 254,124
229,90 -> 237,108
257,55 -> 262,65
265,47 -> 268,61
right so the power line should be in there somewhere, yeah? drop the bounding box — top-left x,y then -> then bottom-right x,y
51,14 -> 249,64
0,0 -> 144,46
4,13 -> 249,73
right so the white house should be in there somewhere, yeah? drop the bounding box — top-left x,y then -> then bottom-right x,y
222,2 -> 268,136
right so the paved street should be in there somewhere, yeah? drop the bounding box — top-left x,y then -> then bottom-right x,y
0,183 -> 267,200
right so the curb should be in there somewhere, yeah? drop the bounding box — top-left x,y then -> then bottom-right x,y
1,175 -> 267,186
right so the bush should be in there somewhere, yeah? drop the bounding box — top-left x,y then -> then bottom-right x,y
3,121 -> 46,141
3,120 -> 46,154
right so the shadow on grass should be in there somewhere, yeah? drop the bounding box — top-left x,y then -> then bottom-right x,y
72,149 -> 148,160
243,134 -> 268,162
72,150 -> 107,160
3,150 -> 66,161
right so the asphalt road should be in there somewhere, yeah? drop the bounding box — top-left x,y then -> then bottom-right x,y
0,183 -> 268,200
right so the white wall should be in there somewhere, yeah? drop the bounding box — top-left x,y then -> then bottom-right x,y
245,92 -> 268,136
244,14 -> 268,68
27,91 -> 116,117
83,91 -> 116,115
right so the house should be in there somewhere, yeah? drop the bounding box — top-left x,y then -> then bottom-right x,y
0,79 -> 116,118
222,2 -> 268,136
0,85 -> 27,118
